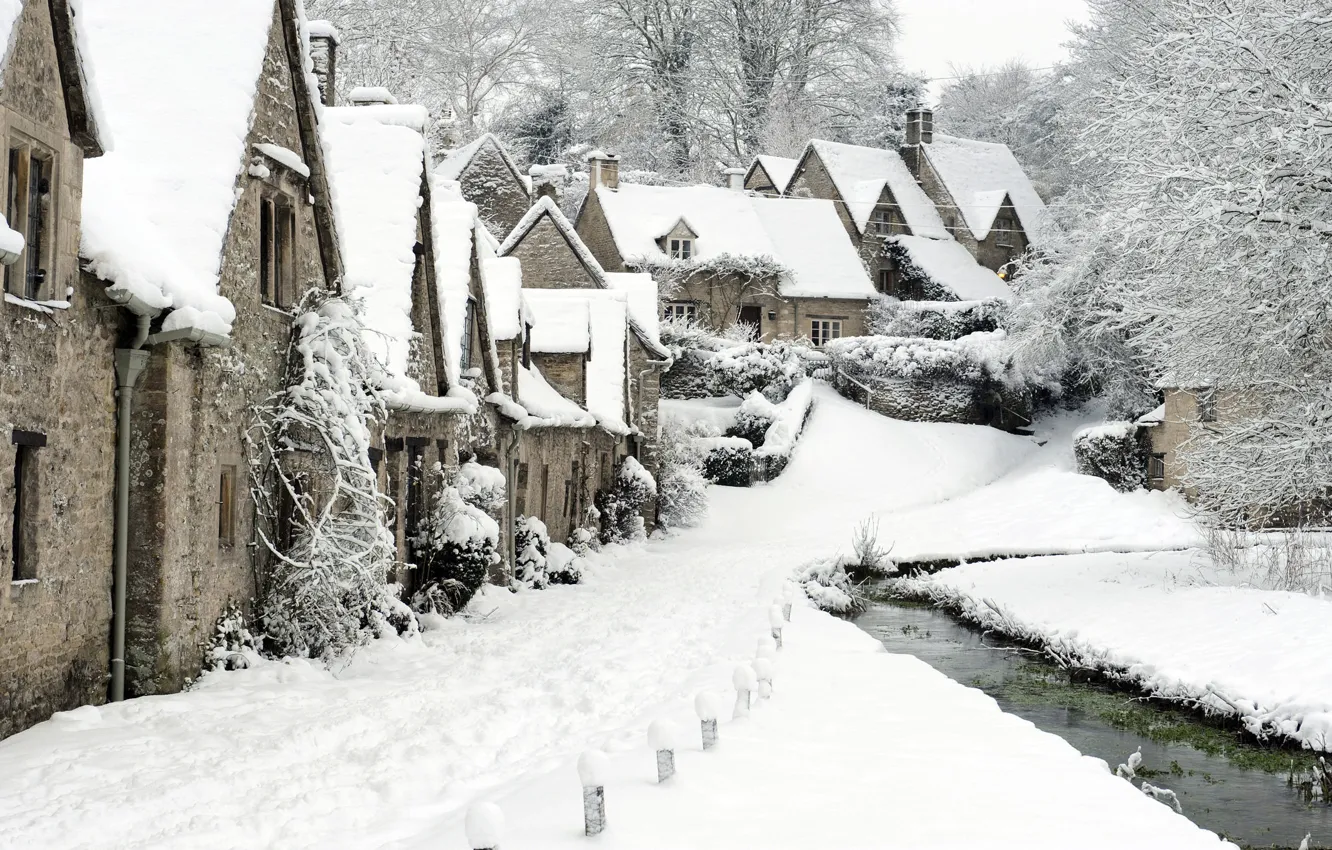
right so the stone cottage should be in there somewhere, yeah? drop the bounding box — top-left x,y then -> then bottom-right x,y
575,154 -> 875,345
743,155 -> 797,196
0,0 -> 109,740
897,108 -> 1048,273
434,133 -> 532,241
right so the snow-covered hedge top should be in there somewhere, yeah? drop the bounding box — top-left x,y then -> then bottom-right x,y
322,105 -> 431,395
825,331 -> 1012,384
1074,421 -> 1138,443
596,184 -> 874,299
756,379 -> 814,457
659,396 -> 742,434
80,0 -> 280,334
806,139 -> 949,239
870,296 -> 1008,340
752,154 -> 798,193
923,134 -> 1049,245
887,235 -> 1013,301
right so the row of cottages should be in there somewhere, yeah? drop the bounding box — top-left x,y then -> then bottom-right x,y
0,0 -> 663,740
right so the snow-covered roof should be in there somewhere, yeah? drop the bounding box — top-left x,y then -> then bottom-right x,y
525,289 -> 590,354
322,104 -> 430,390
595,184 -> 874,300
348,86 -> 397,105
523,288 -> 630,434
0,0 -> 106,157
428,177 -> 481,387
79,0 -> 282,334
435,133 -> 529,194
805,140 -> 949,239
515,364 -> 596,429
604,272 -> 660,349
749,155 -> 798,193
923,134 -> 1048,244
1136,404 -> 1166,426
889,235 -> 1013,301
478,237 -> 524,342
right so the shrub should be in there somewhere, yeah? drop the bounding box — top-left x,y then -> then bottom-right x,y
413,484 -> 501,613
597,456 -> 658,544
727,406 -> 772,448
457,460 -> 507,517
657,421 -> 710,529
1073,422 -> 1149,492
547,540 -> 586,584
514,515 -> 550,589
869,297 -> 1008,340
659,318 -> 809,401
204,603 -> 261,672
700,439 -> 753,487
793,556 -> 865,617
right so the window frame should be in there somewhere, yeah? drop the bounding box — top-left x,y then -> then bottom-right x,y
218,464 -> 238,550
809,319 -> 842,347
1147,453 -> 1166,484
10,430 -> 45,583
4,138 -> 57,302
461,297 -> 476,371
669,238 -> 693,260
259,193 -> 297,309
995,218 -> 1015,248
1197,388 -> 1218,423
663,301 -> 697,322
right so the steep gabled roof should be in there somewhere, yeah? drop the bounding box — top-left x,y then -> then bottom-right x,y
78,0 -> 338,337
923,134 -> 1048,244
524,288 -> 631,435
746,155 -> 797,193
500,195 -> 669,358
0,0 -> 106,157
435,133 -> 531,196
594,183 -> 875,300
803,140 -> 949,240
888,235 -> 1013,301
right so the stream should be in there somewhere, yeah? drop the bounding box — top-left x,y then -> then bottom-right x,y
855,598 -> 1332,850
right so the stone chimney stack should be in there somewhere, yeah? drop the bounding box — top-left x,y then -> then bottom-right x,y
587,150 -> 620,192
307,21 -> 340,107
904,107 -> 934,147
348,86 -> 398,107
529,164 -> 569,206
723,167 -> 746,191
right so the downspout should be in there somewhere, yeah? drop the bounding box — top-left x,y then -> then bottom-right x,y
505,425 -> 522,581
111,313 -> 152,702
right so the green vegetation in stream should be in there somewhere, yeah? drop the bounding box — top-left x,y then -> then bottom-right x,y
971,660 -> 1318,775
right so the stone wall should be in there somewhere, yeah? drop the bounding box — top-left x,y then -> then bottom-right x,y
513,426 -> 618,543
743,165 -> 780,195
0,0 -> 116,739
503,212 -> 599,288
461,142 -> 530,240
572,188 -> 625,273
532,352 -> 587,406
912,147 -> 1029,272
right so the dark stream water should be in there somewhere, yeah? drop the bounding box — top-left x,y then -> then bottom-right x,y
855,600 -> 1332,850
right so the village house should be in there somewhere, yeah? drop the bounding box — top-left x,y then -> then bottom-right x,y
743,155 -> 797,196
434,133 -> 532,241
575,154 -> 875,345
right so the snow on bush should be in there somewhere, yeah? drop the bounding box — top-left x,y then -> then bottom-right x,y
203,603 -> 261,672
514,515 -> 550,589
793,556 -> 865,618
457,459 -> 507,517
824,331 -> 1012,385
656,421 -> 710,530
727,392 -> 774,448
700,438 -> 753,488
1073,421 -> 1148,492
249,293 -> 414,660
546,540 -> 585,585
597,456 -> 657,544
659,317 -> 808,401
413,482 -> 501,614
869,297 -> 1008,341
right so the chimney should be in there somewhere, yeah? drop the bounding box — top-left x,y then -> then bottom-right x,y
529,163 -> 569,206
723,166 -> 746,191
348,86 -> 398,107
587,150 -> 620,192
905,107 -> 934,147
307,20 -> 340,107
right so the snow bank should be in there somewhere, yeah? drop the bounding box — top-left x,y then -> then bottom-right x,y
898,549 -> 1332,751
659,396 -> 743,434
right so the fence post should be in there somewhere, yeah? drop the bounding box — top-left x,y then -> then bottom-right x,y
578,750 -> 609,836
769,605 -> 784,649
754,657 -> 774,699
649,719 -> 679,782
696,692 -> 720,750
733,664 -> 757,717
465,803 -> 504,850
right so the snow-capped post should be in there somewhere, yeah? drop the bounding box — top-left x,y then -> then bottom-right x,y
756,635 -> 777,660
465,802 -> 504,850
753,657 -> 774,699
782,582 -> 794,622
578,750 -> 609,836
769,605 -> 784,649
695,692 -> 720,750
733,664 -> 757,717
648,719 -> 679,783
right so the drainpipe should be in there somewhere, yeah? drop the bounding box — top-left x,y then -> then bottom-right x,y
111,313 -> 152,702
505,425 -> 522,581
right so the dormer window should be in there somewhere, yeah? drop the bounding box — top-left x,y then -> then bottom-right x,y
873,207 -> 903,236
669,238 -> 692,260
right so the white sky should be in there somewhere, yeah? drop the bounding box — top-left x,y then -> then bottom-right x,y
895,0 -> 1091,100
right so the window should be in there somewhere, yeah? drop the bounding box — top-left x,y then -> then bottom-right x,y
877,267 -> 900,295
540,464 -> 550,518
521,322 -> 532,369
669,238 -> 692,260
259,196 -> 295,307
1197,388 -> 1217,423
663,301 -> 697,321
995,218 -> 1014,248
218,465 -> 237,549
4,143 -> 54,301
1148,453 -> 1166,484
810,319 -> 842,347
11,430 -> 44,582
461,298 -> 476,371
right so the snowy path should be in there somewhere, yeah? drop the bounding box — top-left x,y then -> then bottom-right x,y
0,387 -> 1228,848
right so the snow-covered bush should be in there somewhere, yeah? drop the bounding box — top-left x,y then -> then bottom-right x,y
700,438 -> 753,488
659,318 -> 808,402
1073,422 -> 1148,492
752,380 -> 814,480
514,515 -> 550,589
546,540 -> 585,584
869,297 -> 1008,341
726,390 -> 775,448
457,460 -> 507,517
413,483 -> 501,613
597,457 -> 657,544
656,421 -> 710,529
794,556 -> 865,618
825,331 -> 1011,385
204,603 -> 261,672
249,293 -> 414,659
